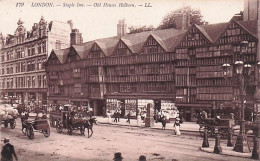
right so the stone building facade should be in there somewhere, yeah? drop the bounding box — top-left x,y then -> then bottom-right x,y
0,17 -> 72,108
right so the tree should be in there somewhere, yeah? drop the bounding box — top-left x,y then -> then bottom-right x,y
157,6 -> 207,30
128,25 -> 155,34
127,6 -> 207,33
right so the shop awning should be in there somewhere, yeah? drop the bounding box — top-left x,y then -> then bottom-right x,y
175,103 -> 212,108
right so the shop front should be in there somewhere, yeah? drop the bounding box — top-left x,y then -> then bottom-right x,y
176,103 -> 213,122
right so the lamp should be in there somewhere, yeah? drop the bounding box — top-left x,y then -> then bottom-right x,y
222,41 -> 251,153
222,63 -> 231,77
234,61 -> 244,75
240,41 -> 248,53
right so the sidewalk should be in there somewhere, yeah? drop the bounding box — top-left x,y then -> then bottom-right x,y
96,116 -> 255,159
96,116 -> 200,132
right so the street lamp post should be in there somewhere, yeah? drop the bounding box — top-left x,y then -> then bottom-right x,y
222,41 -> 251,153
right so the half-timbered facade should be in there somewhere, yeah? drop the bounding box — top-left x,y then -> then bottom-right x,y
46,17 -> 259,121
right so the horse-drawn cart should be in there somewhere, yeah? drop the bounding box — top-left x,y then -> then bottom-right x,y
199,118 -> 235,138
56,111 -> 85,135
0,104 -> 18,129
21,113 -> 50,139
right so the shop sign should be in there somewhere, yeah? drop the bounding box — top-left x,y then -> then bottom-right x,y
125,99 -> 136,116
161,100 -> 178,119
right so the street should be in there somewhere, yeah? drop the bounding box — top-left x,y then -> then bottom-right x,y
0,118 -> 255,161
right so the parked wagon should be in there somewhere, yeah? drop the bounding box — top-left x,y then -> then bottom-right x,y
21,112 -> 50,139
199,118 -> 235,138
55,111 -> 86,135
0,104 -> 18,129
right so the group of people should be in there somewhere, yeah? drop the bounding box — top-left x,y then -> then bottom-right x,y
161,116 -> 181,136
113,109 -> 122,123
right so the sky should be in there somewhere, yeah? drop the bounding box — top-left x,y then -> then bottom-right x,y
0,0 -> 244,42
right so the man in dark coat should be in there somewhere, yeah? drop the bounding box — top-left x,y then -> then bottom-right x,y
126,111 -> 131,124
1,138 -> 18,161
161,115 -> 167,130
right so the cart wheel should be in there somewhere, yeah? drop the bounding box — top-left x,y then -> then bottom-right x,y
220,129 -> 228,139
10,120 -> 16,129
27,125 -> 34,140
4,122 -> 8,128
43,127 -> 50,137
80,125 -> 85,135
56,121 -> 63,133
50,117 -> 54,127
68,125 -> 73,135
22,125 -> 27,135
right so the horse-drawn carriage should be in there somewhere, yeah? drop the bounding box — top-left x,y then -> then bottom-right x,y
21,111 -> 50,139
199,118 -> 235,138
55,110 -> 97,137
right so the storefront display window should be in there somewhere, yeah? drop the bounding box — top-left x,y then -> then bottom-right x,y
125,99 -> 136,116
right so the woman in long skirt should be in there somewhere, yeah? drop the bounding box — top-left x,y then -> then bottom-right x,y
174,118 -> 181,136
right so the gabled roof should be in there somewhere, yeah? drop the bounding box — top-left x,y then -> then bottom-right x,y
122,28 -> 187,53
121,32 -> 150,53
196,19 -> 258,43
121,38 -> 135,53
53,48 -> 70,64
73,41 -> 95,59
49,18 -> 258,62
236,20 -> 257,38
151,28 -> 187,52
197,22 -> 230,43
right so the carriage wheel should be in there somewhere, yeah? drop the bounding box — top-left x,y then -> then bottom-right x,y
50,117 -> 54,127
56,121 -> 63,133
80,125 -> 85,135
219,128 -> 228,139
26,125 -> 34,140
4,121 -> 8,128
22,125 -> 27,135
43,127 -> 50,137
10,120 -> 16,129
68,125 -> 73,135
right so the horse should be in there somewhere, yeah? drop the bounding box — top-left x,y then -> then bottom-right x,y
84,117 -> 97,138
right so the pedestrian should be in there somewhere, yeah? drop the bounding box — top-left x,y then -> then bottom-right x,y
1,138 -> 18,161
137,109 -> 142,126
126,111 -> 131,124
161,115 -> 167,130
118,109 -> 121,122
138,155 -> 146,161
114,110 -> 118,123
113,152 -> 123,161
174,118 -> 181,136
107,110 -> 111,123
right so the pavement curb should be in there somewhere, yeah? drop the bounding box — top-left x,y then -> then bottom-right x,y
98,122 -> 199,133
200,147 -> 252,159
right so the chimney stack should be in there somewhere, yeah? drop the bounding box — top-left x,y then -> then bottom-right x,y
67,20 -> 74,31
175,10 -> 190,30
70,29 -> 83,46
117,19 -> 127,38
